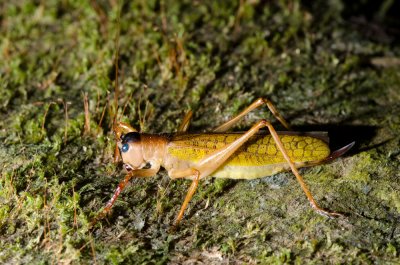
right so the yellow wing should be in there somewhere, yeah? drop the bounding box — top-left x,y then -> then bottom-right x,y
167,132 -> 330,167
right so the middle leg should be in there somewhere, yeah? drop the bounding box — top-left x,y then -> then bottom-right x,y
169,168 -> 200,227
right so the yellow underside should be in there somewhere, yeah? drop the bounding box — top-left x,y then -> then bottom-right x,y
167,133 -> 330,167
212,164 -> 295,179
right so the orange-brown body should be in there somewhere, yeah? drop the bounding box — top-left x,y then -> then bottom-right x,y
94,98 -> 354,227
137,132 -> 330,180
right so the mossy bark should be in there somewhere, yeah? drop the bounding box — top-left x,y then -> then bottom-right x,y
1,1 -> 400,264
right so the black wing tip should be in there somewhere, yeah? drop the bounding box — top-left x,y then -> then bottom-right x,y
328,141 -> 356,160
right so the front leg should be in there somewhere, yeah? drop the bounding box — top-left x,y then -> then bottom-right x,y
91,167 -> 159,227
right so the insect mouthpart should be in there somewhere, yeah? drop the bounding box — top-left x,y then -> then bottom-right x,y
124,164 -> 134,172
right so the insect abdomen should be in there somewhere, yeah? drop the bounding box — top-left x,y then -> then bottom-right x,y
167,133 -> 330,168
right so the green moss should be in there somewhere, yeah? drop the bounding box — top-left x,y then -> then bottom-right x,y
343,152 -> 374,183
1,0 -> 400,263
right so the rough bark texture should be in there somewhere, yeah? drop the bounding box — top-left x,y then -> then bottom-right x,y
1,1 -> 400,264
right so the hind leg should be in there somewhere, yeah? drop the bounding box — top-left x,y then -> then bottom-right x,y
213,98 -> 292,132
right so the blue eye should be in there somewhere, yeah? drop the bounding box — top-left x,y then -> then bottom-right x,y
121,143 -> 129,153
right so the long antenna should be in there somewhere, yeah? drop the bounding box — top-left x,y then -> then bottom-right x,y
112,0 -> 122,164
112,0 -> 121,128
